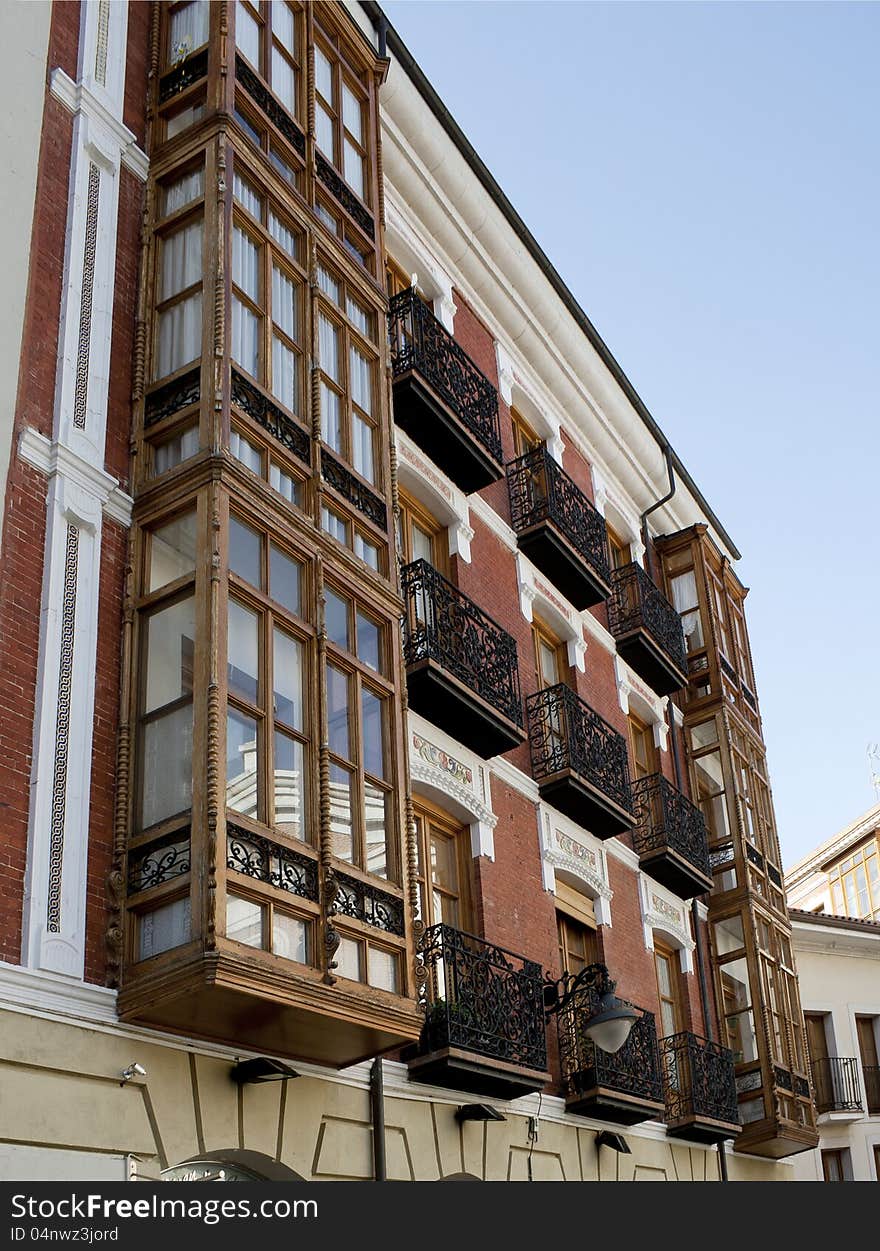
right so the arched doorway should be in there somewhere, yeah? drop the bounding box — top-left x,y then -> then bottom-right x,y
162,1149 -> 306,1182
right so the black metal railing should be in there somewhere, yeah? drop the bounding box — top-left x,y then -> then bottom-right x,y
388,288 -> 502,465
863,1065 -> 880,1114
661,1032 -> 739,1127
401,559 -> 523,729
608,562 -> 687,673
527,683 -> 633,814
417,924 -> 547,1073
506,445 -> 610,584
557,987 -> 662,1106
811,1056 -> 864,1113
631,774 -> 711,880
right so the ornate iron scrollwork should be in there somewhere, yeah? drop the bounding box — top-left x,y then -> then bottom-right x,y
660,1031 -> 739,1127
719,653 -> 739,684
159,49 -> 209,103
144,368 -> 200,429
231,369 -> 310,466
315,152 -> 375,239
526,683 -> 633,814
401,559 -> 523,729
128,831 -> 191,893
388,289 -> 502,466
333,873 -> 404,937
417,923 -> 547,1072
608,561 -> 687,674
321,450 -> 387,530
630,773 -> 710,879
234,55 -> 306,156
507,444 -> 611,586
226,824 -> 319,902
745,842 -> 765,870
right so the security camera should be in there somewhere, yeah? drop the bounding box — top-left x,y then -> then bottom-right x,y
120,1062 -> 147,1085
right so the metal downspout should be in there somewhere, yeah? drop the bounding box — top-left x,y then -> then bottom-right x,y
371,1059 -> 387,1181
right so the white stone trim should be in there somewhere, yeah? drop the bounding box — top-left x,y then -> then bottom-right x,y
581,604 -> 617,656
489,755 -> 540,804
407,714 -> 497,859
603,834 -> 641,873
394,430 -> 473,563
590,465 -> 645,566
468,493 -> 517,552
516,552 -> 586,673
614,654 -> 670,752
385,196 -> 457,331
539,804 -> 613,925
638,874 -> 695,973
19,427 -> 133,526
494,340 -> 565,465
50,68 -> 148,182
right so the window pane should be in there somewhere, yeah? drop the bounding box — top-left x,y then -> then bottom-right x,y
169,2 -> 210,60
144,598 -> 196,714
272,265 -> 297,339
235,1 -> 260,67
269,147 -> 296,186
352,413 -> 374,483
227,708 -> 259,818
233,226 -> 260,301
343,139 -> 364,199
232,171 -> 262,219
271,336 -> 298,412
329,762 -> 353,861
269,543 -> 301,614
353,533 -> 378,570
149,512 -> 197,591
316,102 -> 334,159
271,47 -> 295,111
350,346 -> 372,414
163,169 -> 204,216
336,935 -> 362,981
153,425 -> 199,475
228,600 -> 259,704
229,516 -> 262,586
273,629 -> 303,730
272,0 -> 295,53
315,45 -> 333,99
139,897 -> 191,961
230,429 -> 263,474
346,295 -> 370,338
232,296 -> 259,376
273,912 -> 308,962
318,314 -> 339,381
325,588 -> 349,651
327,666 -> 350,759
317,265 -> 340,304
713,915 -> 745,955
161,220 -> 202,301
364,781 -> 388,878
140,704 -> 193,828
342,84 -> 362,141
227,895 -> 263,947
361,689 -> 385,778
321,507 -> 348,545
274,730 -> 304,841
320,382 -> 341,451
268,211 -> 298,259
157,293 -> 202,378
269,464 -> 301,508
356,612 -> 381,672
368,947 -> 398,994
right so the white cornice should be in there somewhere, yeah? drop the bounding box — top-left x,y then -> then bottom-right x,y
489,756 -> 540,804
468,493 -> 517,552
785,802 -> 880,886
50,69 -> 148,181
19,427 -> 133,526
604,835 -> 641,873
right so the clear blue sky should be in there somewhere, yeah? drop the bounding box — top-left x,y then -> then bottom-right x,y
382,0 -> 880,867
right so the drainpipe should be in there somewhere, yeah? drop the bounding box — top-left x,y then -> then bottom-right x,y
639,445 -> 676,582
370,1059 -> 387,1181
375,12 -> 388,58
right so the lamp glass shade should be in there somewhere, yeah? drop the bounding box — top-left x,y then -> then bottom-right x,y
584,995 -> 638,1054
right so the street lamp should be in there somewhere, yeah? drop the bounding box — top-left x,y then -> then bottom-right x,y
544,962 -> 638,1054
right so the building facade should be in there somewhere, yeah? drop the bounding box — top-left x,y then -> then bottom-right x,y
0,0 -> 817,1182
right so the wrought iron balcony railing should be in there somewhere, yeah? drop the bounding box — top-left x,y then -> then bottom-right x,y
527,683 -> 633,816
401,559 -> 523,732
388,288 -> 502,466
631,773 -> 711,892
863,1065 -> 880,1115
417,923 -> 547,1074
661,1031 -> 739,1131
811,1056 -> 864,1113
556,984 -> 663,1111
506,445 -> 610,599
608,562 -> 687,690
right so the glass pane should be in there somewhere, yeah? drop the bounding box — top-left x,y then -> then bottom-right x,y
318,314 -> 339,381
140,704 -> 192,828
343,138 -> 364,199
268,211 -> 298,259
269,543 -> 301,614
368,947 -> 398,994
269,147 -> 296,185
229,516 -> 262,586
273,730 -> 304,840
226,708 -> 259,818
161,220 -> 202,300
352,413 -> 374,483
231,296 -> 259,376
713,915 -> 745,955
411,523 -> 434,565
720,957 -> 751,1010
346,295 -> 371,338
335,936 -> 362,981
144,598 -> 196,714
271,336 -> 298,413
325,588 -> 349,651
272,265 -> 297,339
232,171 -> 262,219
156,293 -> 202,378
227,895 -> 263,947
430,833 -> 458,892
269,463 -> 300,507
356,612 -> 381,672
327,666 -> 350,759
342,84 -> 362,140
273,629 -> 303,730
272,0 -> 295,53
690,720 -> 718,750
169,1 -> 210,58
228,600 -> 259,704
273,913 -> 308,963
271,47 -> 295,111
361,689 -> 385,778
163,168 -> 204,216
321,507 -> 348,545
316,102 -> 334,159
353,533 -> 379,571
318,266 -> 340,305
153,425 -> 199,475
235,1 -> 260,67
233,226 -> 259,299
350,345 -> 372,414
364,782 -> 388,879
149,512 -> 197,591
656,953 -> 672,998
229,429 -> 262,474
320,382 -> 341,451
166,101 -> 205,139
329,762 -> 353,861
315,45 -> 333,100
138,897 -> 191,960
725,1009 -> 759,1064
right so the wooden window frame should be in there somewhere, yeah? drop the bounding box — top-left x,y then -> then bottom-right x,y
606,522 -> 632,572
313,27 -> 371,209
510,406 -> 541,459
555,881 -> 598,978
413,796 -> 473,932
397,488 -> 448,575
627,710 -> 657,780
235,1 -> 306,125
532,616 -> 568,692
653,939 -> 685,1039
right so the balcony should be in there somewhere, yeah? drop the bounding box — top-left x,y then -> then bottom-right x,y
608,562 -> 687,696
527,684 -> 634,838
557,991 -> 664,1124
388,288 -> 503,494
631,773 -> 712,899
401,559 -> 525,758
507,446 -> 611,609
812,1056 -> 864,1116
406,924 -> 550,1100
864,1065 -> 880,1115
661,1032 -> 741,1144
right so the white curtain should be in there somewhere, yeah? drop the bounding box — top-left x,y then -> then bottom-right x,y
272,0 -> 295,53
233,226 -> 259,301
272,265 -> 297,338
352,413 -> 374,483
320,382 -> 341,451
271,49 -> 295,112
161,219 -> 202,301
230,430 -> 262,474
349,345 -> 372,413
163,169 -> 204,217
318,313 -> 339,381
269,212 -> 297,259
169,1 -> 209,62
317,265 -> 339,304
156,293 -> 201,379
235,1 -> 260,67
343,139 -> 364,199
315,44 -> 333,99
231,297 -> 259,377
233,172 -> 262,220
342,84 -> 363,141
272,336 -> 297,412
